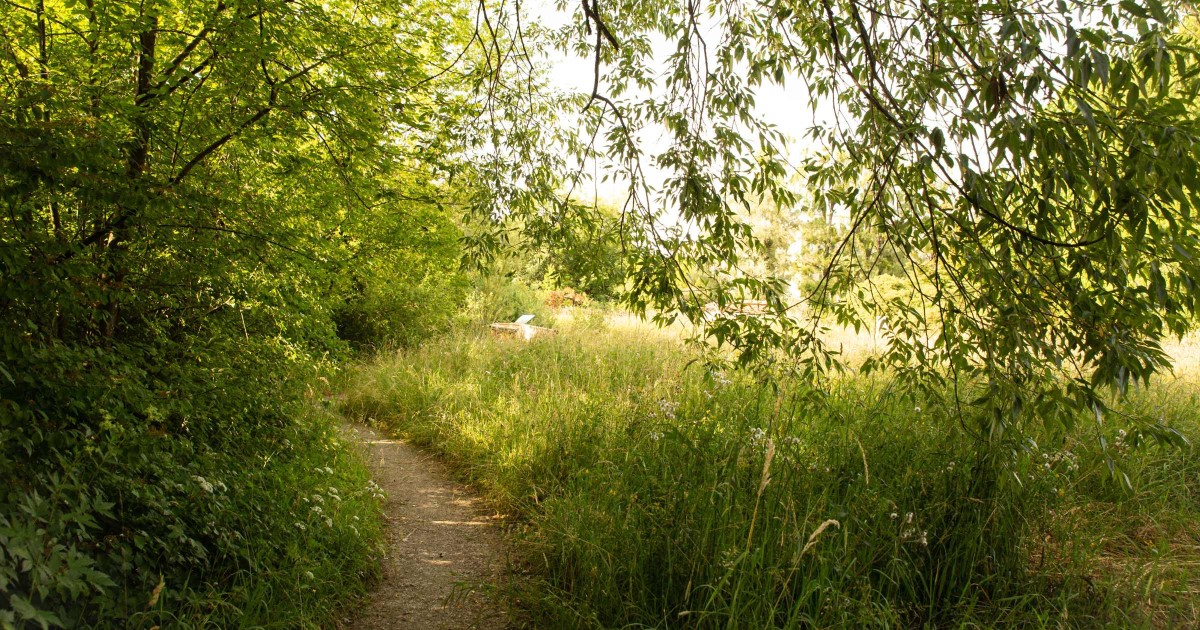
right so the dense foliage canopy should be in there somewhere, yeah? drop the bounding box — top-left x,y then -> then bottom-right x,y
477,0 -> 1200,447
0,0 -> 473,623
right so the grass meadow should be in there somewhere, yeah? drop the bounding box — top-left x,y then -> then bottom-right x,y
339,312 -> 1199,628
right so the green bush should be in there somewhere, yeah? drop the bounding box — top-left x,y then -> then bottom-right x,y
0,337 -> 383,628
463,275 -> 555,327
332,200 -> 469,351
520,207 -> 628,301
333,271 -> 468,351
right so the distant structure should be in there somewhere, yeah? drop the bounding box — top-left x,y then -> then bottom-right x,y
489,314 -> 556,341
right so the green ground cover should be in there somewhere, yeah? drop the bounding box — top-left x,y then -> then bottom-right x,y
341,315 -> 1199,628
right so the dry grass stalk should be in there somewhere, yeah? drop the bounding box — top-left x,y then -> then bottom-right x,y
797,519 -> 842,561
758,439 -> 776,497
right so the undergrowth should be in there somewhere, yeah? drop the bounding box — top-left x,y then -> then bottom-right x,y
1,337 -> 384,629
340,316 -> 1199,628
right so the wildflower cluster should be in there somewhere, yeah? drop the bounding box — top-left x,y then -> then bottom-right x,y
719,547 -> 741,570
1043,450 -> 1080,473
1111,428 -> 1140,454
193,475 -> 228,494
291,475 -> 376,534
893,511 -> 929,547
1017,440 -> 1084,495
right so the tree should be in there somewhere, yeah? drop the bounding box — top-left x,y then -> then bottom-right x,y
0,0 -> 474,346
472,0 -> 1200,453
0,0 -> 478,622
516,201 -> 629,300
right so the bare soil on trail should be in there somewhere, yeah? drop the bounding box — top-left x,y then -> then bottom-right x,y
345,424 -> 509,630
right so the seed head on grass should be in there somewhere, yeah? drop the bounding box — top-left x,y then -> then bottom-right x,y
746,439 -> 777,547
797,519 -> 841,562
758,439 -> 776,497
147,574 -> 165,609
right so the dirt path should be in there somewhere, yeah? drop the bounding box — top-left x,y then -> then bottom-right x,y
345,424 -> 509,630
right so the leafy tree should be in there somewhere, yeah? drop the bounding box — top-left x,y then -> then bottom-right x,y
475,0 -> 1200,451
722,194 -> 804,284
0,0 -> 477,622
795,213 -> 910,306
518,201 -> 628,300
451,7 -> 1200,615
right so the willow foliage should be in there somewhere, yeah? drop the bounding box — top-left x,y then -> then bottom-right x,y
475,0 -> 1200,446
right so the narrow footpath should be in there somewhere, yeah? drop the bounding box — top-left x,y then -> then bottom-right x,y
346,424 -> 509,630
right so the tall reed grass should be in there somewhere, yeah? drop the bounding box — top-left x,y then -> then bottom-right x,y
340,315 -> 1198,628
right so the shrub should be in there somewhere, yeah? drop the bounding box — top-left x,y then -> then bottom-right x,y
0,337 -> 383,628
333,272 -> 468,351
545,287 -> 590,309
464,275 -> 555,327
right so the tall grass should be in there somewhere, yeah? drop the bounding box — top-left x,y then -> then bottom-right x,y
340,316 -> 1199,628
